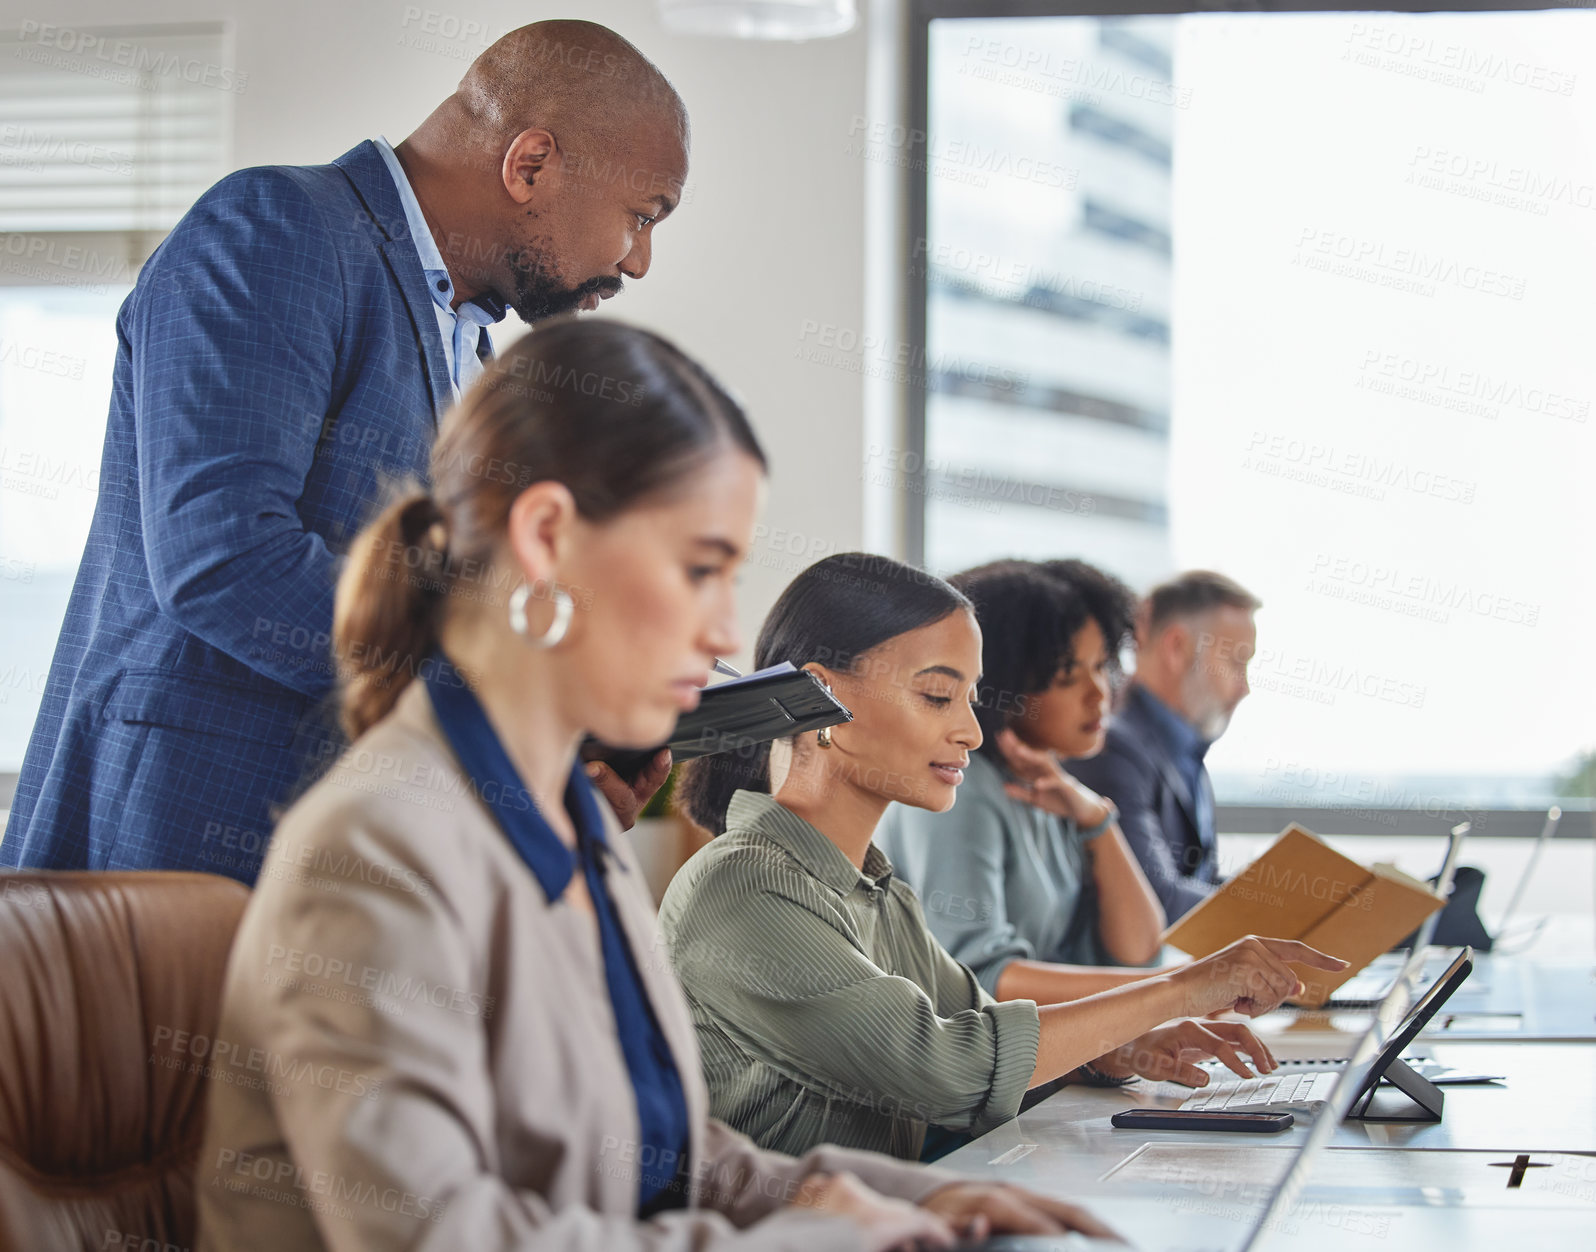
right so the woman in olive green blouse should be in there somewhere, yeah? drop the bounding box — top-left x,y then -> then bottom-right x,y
662,554 -> 1345,1162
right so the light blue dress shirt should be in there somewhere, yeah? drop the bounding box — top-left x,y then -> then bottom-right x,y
373,135 -> 503,400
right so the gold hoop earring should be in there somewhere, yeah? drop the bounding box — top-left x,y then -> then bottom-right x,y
815,676 -> 836,748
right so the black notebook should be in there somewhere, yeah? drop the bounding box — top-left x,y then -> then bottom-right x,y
580,664 -> 853,783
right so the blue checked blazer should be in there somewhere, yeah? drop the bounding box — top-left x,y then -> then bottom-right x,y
1,141 -> 491,884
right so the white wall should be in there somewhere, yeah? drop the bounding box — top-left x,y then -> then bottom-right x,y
0,0 -> 882,661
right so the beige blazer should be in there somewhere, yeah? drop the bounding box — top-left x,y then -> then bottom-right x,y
197,680 -> 954,1251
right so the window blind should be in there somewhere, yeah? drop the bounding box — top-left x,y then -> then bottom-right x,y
0,21 -> 234,234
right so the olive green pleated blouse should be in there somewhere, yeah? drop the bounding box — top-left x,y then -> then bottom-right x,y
658,790 -> 1042,1161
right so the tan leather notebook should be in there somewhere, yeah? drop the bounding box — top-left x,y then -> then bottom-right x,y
1162,824 -> 1446,1007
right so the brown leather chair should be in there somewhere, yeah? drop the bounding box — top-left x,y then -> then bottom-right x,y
0,872 -> 250,1251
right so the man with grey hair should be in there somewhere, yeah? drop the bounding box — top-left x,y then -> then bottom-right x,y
1068,571 -> 1261,921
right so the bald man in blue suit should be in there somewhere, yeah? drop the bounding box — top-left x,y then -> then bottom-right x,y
2,21 -> 686,883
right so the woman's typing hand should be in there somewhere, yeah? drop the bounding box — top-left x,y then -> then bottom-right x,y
1091,1018 -> 1277,1087
791,1171 -> 955,1250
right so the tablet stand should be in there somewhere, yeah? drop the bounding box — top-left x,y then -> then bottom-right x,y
1346,1057 -> 1445,1122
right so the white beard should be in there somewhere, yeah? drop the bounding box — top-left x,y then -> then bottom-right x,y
1179,667 -> 1233,743
1193,706 -> 1232,742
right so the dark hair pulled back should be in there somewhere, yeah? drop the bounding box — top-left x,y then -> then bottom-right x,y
674,553 -> 970,835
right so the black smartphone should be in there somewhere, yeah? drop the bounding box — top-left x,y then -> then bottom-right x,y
578,737 -> 662,786
1110,1108 -> 1293,1133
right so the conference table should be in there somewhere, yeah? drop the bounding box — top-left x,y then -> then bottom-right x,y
940,922 -> 1596,1249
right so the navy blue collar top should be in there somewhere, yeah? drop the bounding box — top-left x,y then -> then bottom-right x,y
422,652 -> 690,1213
1129,683 -> 1215,846
1131,682 -> 1208,770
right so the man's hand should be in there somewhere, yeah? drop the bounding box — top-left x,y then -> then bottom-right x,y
919,1181 -> 1122,1243
584,749 -> 671,831
996,729 -> 1113,828
1093,1019 -> 1277,1087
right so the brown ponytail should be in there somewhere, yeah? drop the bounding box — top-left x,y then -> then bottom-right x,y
333,491 -> 452,739
332,317 -> 764,742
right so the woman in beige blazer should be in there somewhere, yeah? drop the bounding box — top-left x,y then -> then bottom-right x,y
197,320 -> 1114,1251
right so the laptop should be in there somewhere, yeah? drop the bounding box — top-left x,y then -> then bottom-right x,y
1319,822 -> 1469,1008
1493,804 -> 1561,942
954,943 -> 1450,1251
1178,826 -> 1469,1118
1232,930 -> 1456,1251
1175,946 -> 1470,1118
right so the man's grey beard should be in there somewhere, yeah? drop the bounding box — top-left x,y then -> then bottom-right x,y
1179,664 -> 1234,743
1193,706 -> 1233,743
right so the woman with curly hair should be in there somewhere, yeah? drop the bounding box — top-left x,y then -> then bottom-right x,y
878,558 -> 1169,1006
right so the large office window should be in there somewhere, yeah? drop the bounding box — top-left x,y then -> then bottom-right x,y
0,284 -> 122,772
0,286 -> 124,773
0,22 -> 232,786
916,9 -> 1596,812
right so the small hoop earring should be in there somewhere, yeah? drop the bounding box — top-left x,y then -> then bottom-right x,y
508,581 -> 574,649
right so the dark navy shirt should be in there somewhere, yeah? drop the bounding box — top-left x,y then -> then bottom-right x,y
423,654 -> 689,1212
1132,685 -> 1215,852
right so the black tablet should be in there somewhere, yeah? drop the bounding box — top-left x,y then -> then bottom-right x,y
581,664 -> 853,784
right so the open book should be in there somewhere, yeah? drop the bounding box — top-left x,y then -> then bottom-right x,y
1162,824 -> 1446,1007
